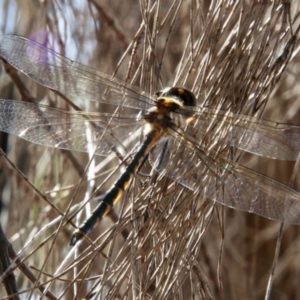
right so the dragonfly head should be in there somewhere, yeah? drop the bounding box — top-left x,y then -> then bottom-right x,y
155,87 -> 196,107
156,87 -> 197,119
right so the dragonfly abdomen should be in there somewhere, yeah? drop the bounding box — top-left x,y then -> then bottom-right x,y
70,129 -> 161,245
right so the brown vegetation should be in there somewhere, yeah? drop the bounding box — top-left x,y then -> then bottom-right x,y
1,1 -> 300,299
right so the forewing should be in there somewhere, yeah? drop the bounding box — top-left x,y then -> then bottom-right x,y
176,107 -> 300,160
0,35 -> 154,111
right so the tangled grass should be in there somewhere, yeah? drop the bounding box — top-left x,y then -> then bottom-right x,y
1,1 -> 300,299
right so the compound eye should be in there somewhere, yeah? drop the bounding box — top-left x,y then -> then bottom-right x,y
156,87 -> 196,107
179,89 -> 196,107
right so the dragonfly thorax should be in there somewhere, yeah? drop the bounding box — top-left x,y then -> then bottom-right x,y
144,104 -> 174,134
144,87 -> 197,134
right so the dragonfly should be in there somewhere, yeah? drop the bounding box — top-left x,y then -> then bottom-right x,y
1,35 -> 300,246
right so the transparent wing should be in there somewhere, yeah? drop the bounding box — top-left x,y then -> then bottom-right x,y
2,35 -> 299,160
175,107 -> 300,160
152,134 -> 300,225
0,35 -> 153,111
0,100 -> 144,157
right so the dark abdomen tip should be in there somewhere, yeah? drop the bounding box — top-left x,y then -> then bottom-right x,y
70,229 -> 85,246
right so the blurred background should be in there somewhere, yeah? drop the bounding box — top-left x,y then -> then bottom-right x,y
1,0 -> 300,299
